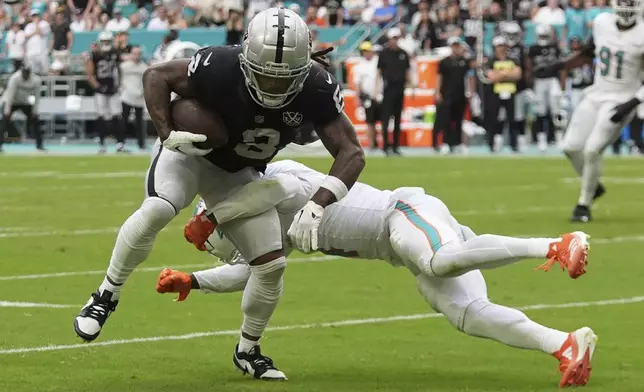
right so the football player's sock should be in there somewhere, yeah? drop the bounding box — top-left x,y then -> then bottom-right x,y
578,150 -> 601,206
193,264 -> 250,293
564,150 -> 584,176
238,256 -> 286,352
238,335 -> 258,353
97,117 -> 106,146
427,235 -> 555,277
99,197 -> 176,299
462,298 -> 568,354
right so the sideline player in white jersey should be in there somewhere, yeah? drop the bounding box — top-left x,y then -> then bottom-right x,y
534,0 -> 644,222
161,160 -> 597,388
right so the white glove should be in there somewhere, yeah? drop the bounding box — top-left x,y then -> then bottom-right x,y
524,89 -> 536,103
287,200 -> 324,254
162,130 -> 213,156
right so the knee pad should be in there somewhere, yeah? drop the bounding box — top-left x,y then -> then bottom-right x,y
138,197 -> 177,233
460,297 -> 494,334
242,257 -> 287,317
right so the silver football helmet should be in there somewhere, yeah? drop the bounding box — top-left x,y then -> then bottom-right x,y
612,0 -> 643,26
239,7 -> 313,109
98,31 -> 113,52
535,24 -> 552,46
501,21 -> 522,47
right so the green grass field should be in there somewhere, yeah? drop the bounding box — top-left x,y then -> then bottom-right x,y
1,154 -> 643,392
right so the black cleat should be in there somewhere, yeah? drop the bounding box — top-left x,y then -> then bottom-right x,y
593,183 -> 606,202
74,290 -> 118,342
233,344 -> 287,381
571,204 -> 592,223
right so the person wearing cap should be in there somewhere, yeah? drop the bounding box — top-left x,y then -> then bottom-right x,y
5,21 -> 26,71
105,7 -> 131,32
0,65 -> 43,152
434,37 -> 473,154
352,41 -> 382,150
481,35 -> 522,152
23,9 -> 51,75
50,7 -> 73,73
376,27 -> 413,156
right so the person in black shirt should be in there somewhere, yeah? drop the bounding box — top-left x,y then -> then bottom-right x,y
501,21 -> 530,151
50,8 -> 72,73
376,27 -> 412,155
481,35 -> 522,152
435,37 -> 472,153
414,8 -> 437,50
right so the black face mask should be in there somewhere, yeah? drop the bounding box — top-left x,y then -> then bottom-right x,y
21,70 -> 31,80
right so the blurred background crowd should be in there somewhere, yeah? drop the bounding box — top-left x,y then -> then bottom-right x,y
0,0 -> 642,155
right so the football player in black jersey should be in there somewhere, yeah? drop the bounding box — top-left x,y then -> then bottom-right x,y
74,7 -> 365,380
502,22 -> 530,151
526,24 -> 565,152
87,31 -> 126,153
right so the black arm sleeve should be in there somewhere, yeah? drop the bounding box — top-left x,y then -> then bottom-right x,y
582,35 -> 595,58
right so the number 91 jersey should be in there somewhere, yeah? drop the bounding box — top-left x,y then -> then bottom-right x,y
590,13 -> 644,97
187,45 -> 345,173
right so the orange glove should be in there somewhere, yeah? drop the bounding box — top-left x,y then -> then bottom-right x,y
184,210 -> 217,251
156,268 -> 192,302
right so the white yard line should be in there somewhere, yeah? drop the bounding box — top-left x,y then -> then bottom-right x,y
0,301 -> 76,309
0,256 -> 341,281
0,295 -> 642,355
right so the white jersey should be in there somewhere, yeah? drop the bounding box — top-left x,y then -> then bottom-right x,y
589,13 -> 644,98
263,160 -> 402,261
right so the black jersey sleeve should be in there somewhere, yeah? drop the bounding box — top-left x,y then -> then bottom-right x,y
306,65 -> 345,127
582,36 -> 595,58
527,45 -> 538,60
186,46 -> 240,99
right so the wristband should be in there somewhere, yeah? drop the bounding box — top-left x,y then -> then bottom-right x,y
320,175 -> 349,202
634,88 -> 644,103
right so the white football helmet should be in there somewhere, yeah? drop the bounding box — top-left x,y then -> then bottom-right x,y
535,24 -> 552,46
612,0 -> 643,26
501,22 -> 522,47
98,31 -> 113,52
239,7 -> 313,109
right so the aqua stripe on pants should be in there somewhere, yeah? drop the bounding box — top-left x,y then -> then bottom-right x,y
395,201 -> 443,252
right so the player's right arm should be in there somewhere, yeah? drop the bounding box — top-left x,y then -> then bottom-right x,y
86,52 -> 99,90
535,36 -> 594,77
141,58 -> 196,141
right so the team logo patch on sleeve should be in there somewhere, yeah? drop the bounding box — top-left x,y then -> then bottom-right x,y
283,111 -> 303,126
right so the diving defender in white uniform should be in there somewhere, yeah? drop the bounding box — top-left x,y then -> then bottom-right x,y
159,160 -> 597,388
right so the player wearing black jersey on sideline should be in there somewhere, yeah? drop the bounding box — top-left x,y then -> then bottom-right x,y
87,31 -> 126,153
527,24 -> 564,152
73,7 -> 365,380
